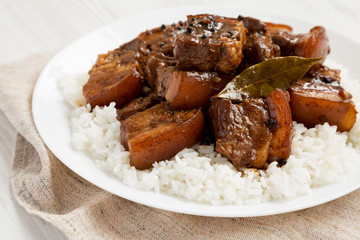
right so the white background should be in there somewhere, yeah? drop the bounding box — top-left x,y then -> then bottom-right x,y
1,0 -> 359,239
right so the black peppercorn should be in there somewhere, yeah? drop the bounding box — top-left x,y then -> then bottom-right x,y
209,16 -> 214,22
278,159 -> 287,167
228,31 -> 233,36
170,109 -> 176,116
191,18 -> 195,22
237,15 -> 245,21
186,27 -> 192,33
267,118 -> 276,129
199,21 -> 204,25
158,42 -> 164,47
201,35 -> 207,39
179,20 -> 184,26
189,23 -> 194,27
160,24 -> 166,30
321,76 -> 332,84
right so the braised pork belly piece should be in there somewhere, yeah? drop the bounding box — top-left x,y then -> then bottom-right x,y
209,98 -> 272,169
240,17 -> 291,69
136,23 -> 183,55
145,51 -> 176,90
306,65 -> 341,83
121,22 -> 184,56
241,33 -> 281,67
289,67 -> 357,132
243,17 -> 267,34
120,102 -> 205,170
155,66 -> 173,97
271,26 -> 330,65
241,16 -> 329,70
266,89 -> 293,163
208,88 -> 292,170
116,93 -> 161,121
83,48 -> 144,108
162,68 -> 233,109
174,14 -> 246,73
83,23 -> 183,108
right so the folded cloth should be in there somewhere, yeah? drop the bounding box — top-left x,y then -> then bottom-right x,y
0,52 -> 359,240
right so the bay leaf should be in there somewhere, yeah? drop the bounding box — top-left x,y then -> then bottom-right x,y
217,56 -> 322,101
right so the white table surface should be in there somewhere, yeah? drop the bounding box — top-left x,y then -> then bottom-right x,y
1,0 -> 359,239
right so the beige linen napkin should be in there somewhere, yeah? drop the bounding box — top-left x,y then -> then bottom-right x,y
0,52 -> 360,240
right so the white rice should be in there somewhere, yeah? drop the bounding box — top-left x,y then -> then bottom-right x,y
59,61 -> 360,205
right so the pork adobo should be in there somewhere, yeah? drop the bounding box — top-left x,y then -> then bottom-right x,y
83,14 -> 357,170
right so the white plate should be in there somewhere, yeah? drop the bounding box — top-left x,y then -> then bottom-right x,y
32,6 -> 360,217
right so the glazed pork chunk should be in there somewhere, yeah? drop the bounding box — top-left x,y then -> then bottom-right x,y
120,102 -> 205,170
209,98 -> 272,169
289,66 -> 357,132
272,26 -> 330,65
241,33 -> 281,67
241,16 -> 329,68
174,14 -> 247,73
239,17 -> 291,69
120,22 -> 184,57
135,23 -> 183,55
83,23 -> 183,108
83,48 -> 144,108
266,89 -> 293,163
157,67 -> 232,109
209,89 -> 293,169
145,51 -> 176,90
116,93 -> 161,121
